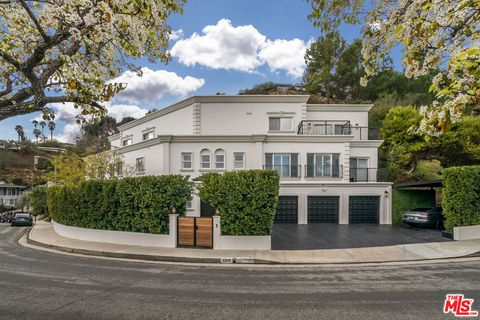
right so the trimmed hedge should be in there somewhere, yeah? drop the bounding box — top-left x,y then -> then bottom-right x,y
443,166 -> 480,232
198,170 -> 279,236
47,175 -> 193,234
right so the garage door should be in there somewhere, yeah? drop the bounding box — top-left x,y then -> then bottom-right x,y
274,196 -> 298,223
349,196 -> 380,223
307,196 -> 339,223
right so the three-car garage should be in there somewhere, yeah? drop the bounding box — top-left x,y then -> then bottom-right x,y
274,194 -> 383,224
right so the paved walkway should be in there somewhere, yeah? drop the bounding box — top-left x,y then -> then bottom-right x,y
272,224 -> 446,250
26,221 -> 480,264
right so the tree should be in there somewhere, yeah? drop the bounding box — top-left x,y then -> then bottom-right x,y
0,0 -> 185,121
77,116 -> 118,153
44,152 -> 85,186
306,0 -> 480,133
117,117 -> 136,126
302,32 -> 346,98
28,185 -> 48,216
84,151 -> 136,180
14,125 -> 24,142
32,128 -> 41,143
48,121 -> 55,140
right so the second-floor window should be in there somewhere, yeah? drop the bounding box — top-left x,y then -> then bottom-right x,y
269,117 -> 293,132
306,153 -> 341,178
122,138 -> 132,146
115,161 -> 123,176
136,157 -> 145,174
350,158 -> 369,182
265,153 -> 299,178
200,149 -> 211,169
142,131 -> 154,140
233,152 -> 245,170
181,152 -> 193,170
214,149 -> 225,169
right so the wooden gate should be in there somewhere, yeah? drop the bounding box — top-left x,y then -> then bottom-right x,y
177,217 -> 213,248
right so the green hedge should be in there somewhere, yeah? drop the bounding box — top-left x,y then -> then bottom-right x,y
47,175 -> 193,234
442,166 -> 480,232
198,170 -> 279,236
392,189 -> 436,224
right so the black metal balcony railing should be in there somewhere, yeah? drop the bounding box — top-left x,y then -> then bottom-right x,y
305,165 -> 343,178
349,167 -> 384,182
297,120 -> 380,140
263,165 -> 301,178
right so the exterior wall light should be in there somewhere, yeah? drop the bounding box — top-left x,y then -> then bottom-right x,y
384,190 -> 389,197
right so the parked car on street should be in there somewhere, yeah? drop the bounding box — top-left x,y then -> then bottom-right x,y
0,215 -> 8,223
402,207 -> 443,229
10,212 -> 33,227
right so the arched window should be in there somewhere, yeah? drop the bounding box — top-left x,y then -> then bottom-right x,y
200,149 -> 211,169
214,149 -> 225,169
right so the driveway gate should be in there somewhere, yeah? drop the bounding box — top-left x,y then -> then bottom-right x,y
177,217 -> 213,248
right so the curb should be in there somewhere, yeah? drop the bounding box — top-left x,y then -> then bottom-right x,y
24,228 -> 480,266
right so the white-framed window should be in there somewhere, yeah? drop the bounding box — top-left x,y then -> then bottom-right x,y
214,149 -> 225,170
122,138 -> 132,146
115,161 -> 123,176
200,149 -> 211,169
181,152 -> 193,170
233,152 -> 245,170
142,131 -> 154,141
136,157 -> 145,174
350,157 -> 369,182
185,199 -> 193,210
306,153 -> 341,178
269,117 -> 293,131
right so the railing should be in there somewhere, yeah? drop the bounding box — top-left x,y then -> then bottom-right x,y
263,165 -> 301,178
297,120 -> 380,140
305,165 -> 343,178
297,120 -> 351,135
349,168 -> 385,182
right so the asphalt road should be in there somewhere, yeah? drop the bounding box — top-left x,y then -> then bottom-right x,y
0,224 -> 479,320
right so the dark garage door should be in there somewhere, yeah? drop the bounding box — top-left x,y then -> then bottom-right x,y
349,196 -> 380,223
307,196 -> 339,223
274,196 -> 298,223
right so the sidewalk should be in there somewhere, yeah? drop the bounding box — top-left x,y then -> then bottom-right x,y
27,221 -> 480,264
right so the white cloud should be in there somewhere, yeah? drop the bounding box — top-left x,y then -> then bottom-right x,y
106,104 -> 147,121
170,29 -> 184,41
171,19 -> 266,72
259,39 -> 308,78
111,67 -> 205,104
170,19 -> 308,78
54,123 -> 81,143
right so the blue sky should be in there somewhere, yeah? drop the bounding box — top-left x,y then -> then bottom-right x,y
0,0 -> 400,143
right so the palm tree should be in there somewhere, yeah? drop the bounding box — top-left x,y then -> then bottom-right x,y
39,121 -> 46,136
33,128 -> 41,143
14,125 -> 24,142
48,121 -> 56,140
32,120 -> 38,129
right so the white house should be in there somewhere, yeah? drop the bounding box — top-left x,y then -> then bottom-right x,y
108,95 -> 392,225
0,181 -> 26,208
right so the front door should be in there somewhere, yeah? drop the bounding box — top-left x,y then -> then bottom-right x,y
200,200 -> 216,217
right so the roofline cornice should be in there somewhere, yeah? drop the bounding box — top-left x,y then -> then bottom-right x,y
307,104 -> 373,112
117,95 -> 311,131
350,140 -> 383,148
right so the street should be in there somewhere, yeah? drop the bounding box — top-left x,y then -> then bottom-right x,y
0,224 -> 478,320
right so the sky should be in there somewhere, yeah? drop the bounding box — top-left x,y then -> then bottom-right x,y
0,0 -> 401,143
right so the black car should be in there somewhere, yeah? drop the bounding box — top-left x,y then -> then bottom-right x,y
402,207 -> 443,229
11,213 -> 33,227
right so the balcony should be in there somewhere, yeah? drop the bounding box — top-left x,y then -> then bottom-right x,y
305,165 -> 343,179
263,165 -> 301,178
297,120 -> 380,140
350,167 -> 388,182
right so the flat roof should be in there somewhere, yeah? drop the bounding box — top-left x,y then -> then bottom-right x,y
394,180 -> 443,189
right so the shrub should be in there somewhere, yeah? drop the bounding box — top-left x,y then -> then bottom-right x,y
198,170 -> 279,236
29,185 -> 48,216
47,175 -> 193,234
442,166 -> 480,232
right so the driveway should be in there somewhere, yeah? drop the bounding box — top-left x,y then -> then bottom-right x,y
271,224 -> 447,250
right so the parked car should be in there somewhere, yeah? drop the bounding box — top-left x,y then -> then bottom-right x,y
7,212 -> 16,223
10,212 -> 33,227
402,207 -> 443,229
0,215 -> 8,223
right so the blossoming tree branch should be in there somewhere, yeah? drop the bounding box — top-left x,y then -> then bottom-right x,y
0,0 -> 184,121
307,0 -> 480,134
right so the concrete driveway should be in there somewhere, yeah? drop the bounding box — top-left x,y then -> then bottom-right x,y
271,223 -> 447,250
